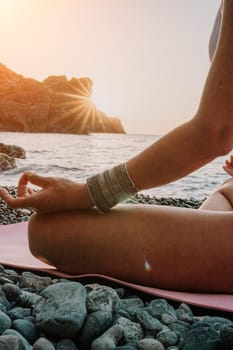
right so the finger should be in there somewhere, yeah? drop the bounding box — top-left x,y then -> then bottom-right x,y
223,165 -> 233,176
28,188 -> 35,195
0,188 -> 12,201
17,173 -> 30,197
231,154 -> 233,166
225,160 -> 233,169
0,188 -> 17,206
0,189 -> 36,209
24,172 -> 51,188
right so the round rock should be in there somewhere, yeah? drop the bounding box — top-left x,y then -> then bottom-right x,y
0,310 -> 12,334
33,337 -> 55,350
138,338 -> 165,350
87,285 -> 119,313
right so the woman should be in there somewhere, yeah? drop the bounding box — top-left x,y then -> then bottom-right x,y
0,156 -> 232,294
1,1 -> 233,293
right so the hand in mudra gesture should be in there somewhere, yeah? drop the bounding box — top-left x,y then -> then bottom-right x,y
0,172 -> 93,213
223,154 -> 233,177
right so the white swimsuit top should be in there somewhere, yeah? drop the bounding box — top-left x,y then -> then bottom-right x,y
209,1 -> 223,61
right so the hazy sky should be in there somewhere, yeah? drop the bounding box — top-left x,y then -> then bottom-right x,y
0,0 -> 220,134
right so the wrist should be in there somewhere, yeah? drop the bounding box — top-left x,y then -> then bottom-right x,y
86,163 -> 139,213
79,183 -> 95,209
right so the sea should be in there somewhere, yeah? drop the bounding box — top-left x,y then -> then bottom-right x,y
0,132 -> 230,200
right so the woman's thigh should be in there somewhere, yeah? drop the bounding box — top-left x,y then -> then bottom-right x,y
28,204 -> 233,292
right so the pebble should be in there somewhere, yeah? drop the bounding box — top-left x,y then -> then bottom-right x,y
33,337 -> 55,350
19,272 -> 52,293
115,346 -> 138,350
136,309 -> 164,332
156,329 -> 178,347
202,316 -> 233,332
0,309 -> 12,334
91,324 -> 124,350
2,283 -> 21,302
114,316 -> 144,345
8,306 -> 32,320
0,334 -> 25,349
34,282 -> 87,338
146,299 -> 177,322
12,319 -> 38,344
79,310 -> 113,347
56,338 -> 78,350
87,285 -> 120,313
182,326 -> 221,350
220,324 -> 233,349
138,338 -> 165,350
0,188 -> 231,350
3,328 -> 32,350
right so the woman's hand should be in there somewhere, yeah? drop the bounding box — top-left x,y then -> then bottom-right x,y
223,154 -> 233,177
0,172 -> 93,213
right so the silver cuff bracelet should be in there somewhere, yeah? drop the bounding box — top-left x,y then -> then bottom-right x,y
86,163 -> 139,213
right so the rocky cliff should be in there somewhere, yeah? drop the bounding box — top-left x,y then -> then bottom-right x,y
0,63 -> 125,134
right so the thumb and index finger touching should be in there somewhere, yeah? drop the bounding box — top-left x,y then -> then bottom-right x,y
0,171 -> 50,209
21,171 -> 50,187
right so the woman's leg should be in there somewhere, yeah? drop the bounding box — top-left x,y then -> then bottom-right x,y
28,203 -> 233,293
199,178 -> 233,211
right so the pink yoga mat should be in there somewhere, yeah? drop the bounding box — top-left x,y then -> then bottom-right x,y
0,221 -> 232,313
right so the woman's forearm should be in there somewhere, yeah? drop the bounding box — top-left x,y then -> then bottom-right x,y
126,117 -> 222,190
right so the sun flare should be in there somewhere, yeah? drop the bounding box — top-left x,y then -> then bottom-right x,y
59,80 -> 106,134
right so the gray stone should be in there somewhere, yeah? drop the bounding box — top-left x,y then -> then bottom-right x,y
0,309 -> 12,334
87,286 -> 120,313
202,316 -> 233,332
19,272 -> 52,293
114,316 -> 144,346
3,329 -> 32,350
8,307 -> 32,320
79,310 -> 113,347
146,299 -> 177,321
161,312 -> 177,325
19,290 -> 42,308
177,303 -> 193,316
138,338 -> 165,350
220,324 -> 233,348
2,283 -> 21,302
156,329 -> 178,347
136,309 -> 164,332
114,298 -> 144,313
0,334 -> 25,349
91,324 -> 124,350
0,288 -> 11,310
2,269 -> 19,283
115,346 -> 137,350
183,326 -> 221,350
32,337 -> 55,350
34,282 -> 87,338
114,298 -> 144,321
169,320 -> 191,338
56,338 -> 78,350
12,319 -> 38,344
175,309 -> 195,323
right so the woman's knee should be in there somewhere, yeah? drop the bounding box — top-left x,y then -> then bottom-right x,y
28,212 -> 51,263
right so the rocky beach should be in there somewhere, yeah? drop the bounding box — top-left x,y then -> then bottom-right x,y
0,187 -> 232,350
